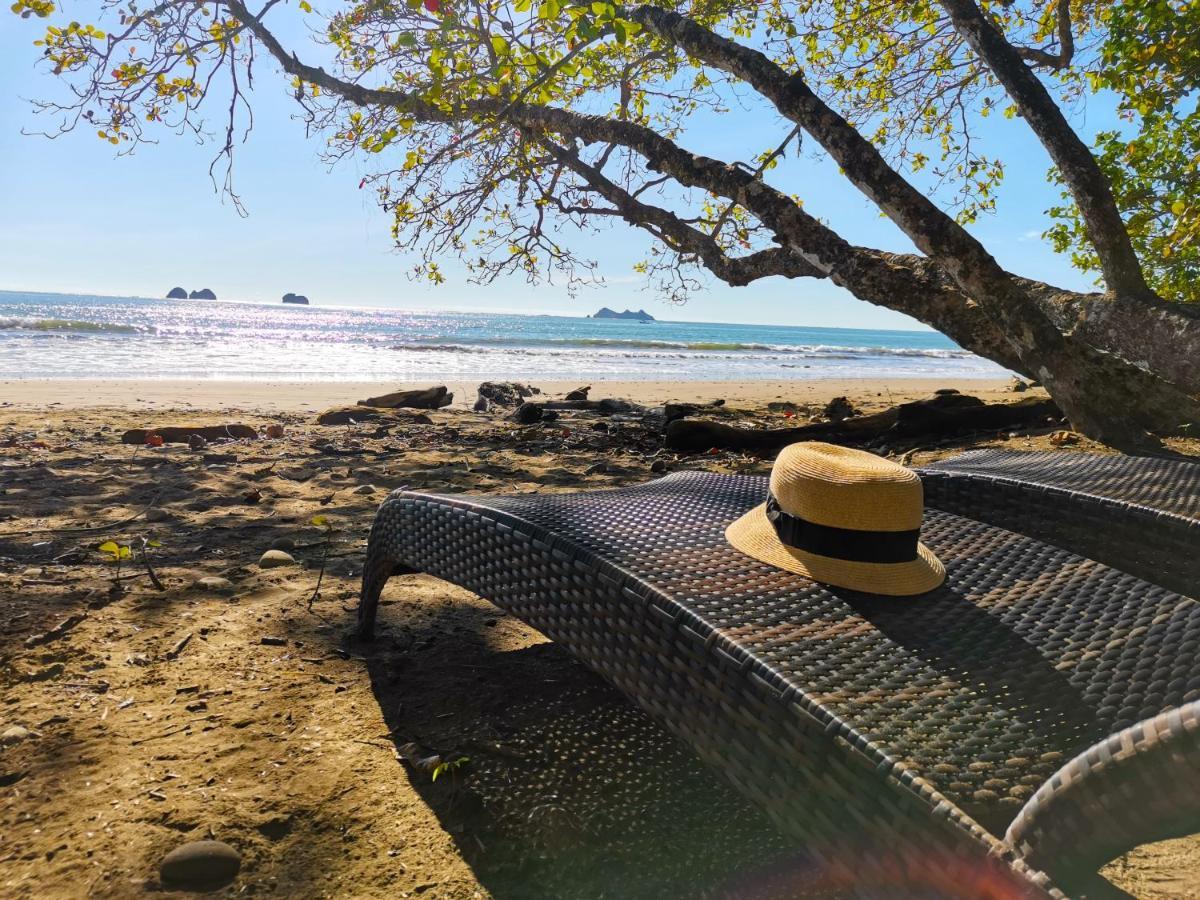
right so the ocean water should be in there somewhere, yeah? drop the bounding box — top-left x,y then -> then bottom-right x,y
0,291 -> 1007,381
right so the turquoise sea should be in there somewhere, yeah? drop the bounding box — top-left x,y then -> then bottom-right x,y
0,291 -> 1007,381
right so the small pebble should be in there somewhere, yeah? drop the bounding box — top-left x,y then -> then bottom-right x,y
269,536 -> 296,552
354,484 -> 377,495
258,550 -> 296,569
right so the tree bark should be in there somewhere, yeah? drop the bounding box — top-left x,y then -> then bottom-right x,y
938,0 -> 1150,300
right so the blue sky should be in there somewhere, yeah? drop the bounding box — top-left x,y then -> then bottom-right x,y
0,7 -> 1104,328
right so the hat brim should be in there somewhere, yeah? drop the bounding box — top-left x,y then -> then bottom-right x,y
725,502 -> 945,597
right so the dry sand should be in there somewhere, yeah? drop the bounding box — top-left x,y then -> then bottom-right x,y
0,377 -> 1021,413
1,377 -> 1195,898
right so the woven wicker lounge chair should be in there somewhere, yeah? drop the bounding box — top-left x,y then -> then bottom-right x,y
360,463 -> 1200,897
920,450 -> 1200,596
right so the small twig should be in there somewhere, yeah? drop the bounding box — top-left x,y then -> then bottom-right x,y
139,538 -> 166,592
166,632 -> 193,660
131,724 -> 191,745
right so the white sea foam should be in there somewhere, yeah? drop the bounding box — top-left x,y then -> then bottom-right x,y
0,291 -> 1009,381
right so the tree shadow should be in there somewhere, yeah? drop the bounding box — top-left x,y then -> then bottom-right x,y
357,595 -> 813,899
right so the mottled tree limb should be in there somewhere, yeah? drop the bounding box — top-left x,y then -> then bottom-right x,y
938,0 -> 1149,300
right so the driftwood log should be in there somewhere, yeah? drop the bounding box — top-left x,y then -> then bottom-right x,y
358,386 -> 452,409
316,407 -> 434,426
515,398 -> 645,416
121,425 -> 259,445
664,395 -> 1061,453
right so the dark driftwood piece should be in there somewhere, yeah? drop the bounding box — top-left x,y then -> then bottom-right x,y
537,398 -> 644,414
357,386 -> 452,409
316,407 -> 434,426
121,425 -> 258,445
664,395 -> 1060,453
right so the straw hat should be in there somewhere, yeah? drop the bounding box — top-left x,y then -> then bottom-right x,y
726,442 -> 945,596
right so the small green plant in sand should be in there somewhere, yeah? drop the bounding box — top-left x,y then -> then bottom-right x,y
97,540 -> 131,583
430,756 -> 470,784
97,536 -> 165,591
307,514 -> 333,609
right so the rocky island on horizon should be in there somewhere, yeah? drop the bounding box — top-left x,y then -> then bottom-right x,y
166,287 -> 217,300
590,306 -> 655,321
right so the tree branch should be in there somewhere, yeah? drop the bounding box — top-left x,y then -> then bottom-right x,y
542,133 -> 1039,375
1013,0 -> 1075,69
937,0 -> 1149,300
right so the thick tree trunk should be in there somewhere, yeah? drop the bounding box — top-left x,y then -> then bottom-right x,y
815,255 -> 1200,446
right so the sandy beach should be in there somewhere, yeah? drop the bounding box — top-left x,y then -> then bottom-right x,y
1,377 -> 1021,413
2,376 -> 1196,898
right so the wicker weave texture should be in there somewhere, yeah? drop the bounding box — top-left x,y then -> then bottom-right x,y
925,450 -> 1200,520
360,471 -> 1200,892
920,450 -> 1200,597
1006,698 -> 1200,886
362,476 -> 1055,895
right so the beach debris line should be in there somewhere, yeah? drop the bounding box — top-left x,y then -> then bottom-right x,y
822,396 -> 860,422
664,392 -> 1062,453
121,424 -> 258,444
476,381 -> 541,407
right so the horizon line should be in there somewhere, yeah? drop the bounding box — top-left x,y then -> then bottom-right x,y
0,286 -> 936,334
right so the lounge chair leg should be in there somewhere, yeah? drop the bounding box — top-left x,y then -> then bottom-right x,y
358,551 -> 412,640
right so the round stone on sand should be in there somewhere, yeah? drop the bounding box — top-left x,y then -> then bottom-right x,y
160,840 -> 241,888
354,484 -> 377,495
258,550 -> 296,569
2,725 -> 32,744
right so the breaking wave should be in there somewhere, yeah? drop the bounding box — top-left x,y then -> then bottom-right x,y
0,316 -> 144,335
389,338 -> 973,358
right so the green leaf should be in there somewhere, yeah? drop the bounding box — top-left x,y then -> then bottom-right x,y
98,540 -> 119,555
